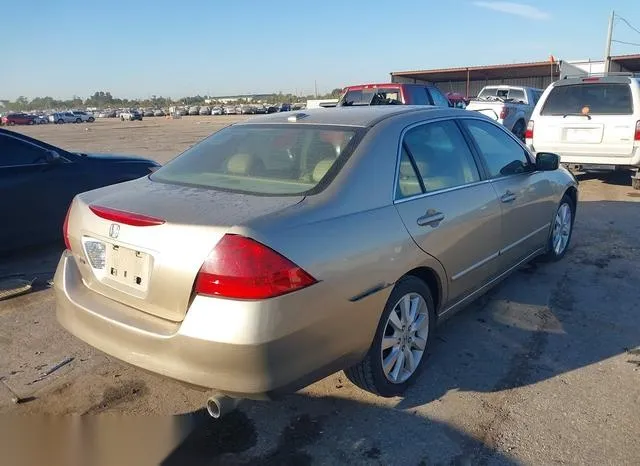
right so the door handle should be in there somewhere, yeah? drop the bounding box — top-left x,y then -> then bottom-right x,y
500,191 -> 517,203
417,209 -> 445,227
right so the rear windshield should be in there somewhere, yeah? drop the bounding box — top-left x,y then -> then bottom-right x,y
339,88 -> 402,106
477,87 -> 526,103
541,83 -> 633,115
151,125 -> 359,195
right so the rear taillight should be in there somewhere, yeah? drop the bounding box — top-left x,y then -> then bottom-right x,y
89,205 -> 165,226
525,120 -> 534,140
582,77 -> 601,82
63,205 -> 72,250
635,121 -> 640,141
195,234 -> 317,300
499,107 -> 510,120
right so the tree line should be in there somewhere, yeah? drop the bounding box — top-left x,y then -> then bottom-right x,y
1,89 -> 344,112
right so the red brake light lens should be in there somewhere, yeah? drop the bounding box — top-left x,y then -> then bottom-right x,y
582,77 -> 601,82
63,204 -> 72,250
525,120 -> 534,140
89,205 -> 165,226
499,107 -> 510,119
195,234 -> 317,300
635,121 -> 640,141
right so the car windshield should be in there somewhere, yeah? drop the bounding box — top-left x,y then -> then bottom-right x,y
340,88 -> 402,106
151,125 -> 359,195
540,83 -> 633,115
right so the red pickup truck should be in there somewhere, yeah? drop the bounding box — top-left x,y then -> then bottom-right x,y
337,83 -> 452,107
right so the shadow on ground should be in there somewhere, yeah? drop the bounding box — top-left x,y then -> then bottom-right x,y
163,397 -> 517,466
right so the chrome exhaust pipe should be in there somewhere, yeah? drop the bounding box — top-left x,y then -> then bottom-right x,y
206,395 -> 241,419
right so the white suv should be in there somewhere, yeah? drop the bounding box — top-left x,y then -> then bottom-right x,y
526,74 -> 640,189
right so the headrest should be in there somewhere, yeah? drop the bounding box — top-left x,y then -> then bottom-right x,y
312,159 -> 335,183
227,153 -> 257,175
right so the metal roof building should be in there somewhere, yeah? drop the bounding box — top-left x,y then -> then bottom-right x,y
390,54 -> 640,98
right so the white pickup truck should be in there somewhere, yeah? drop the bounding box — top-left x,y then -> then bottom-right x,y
466,85 -> 543,141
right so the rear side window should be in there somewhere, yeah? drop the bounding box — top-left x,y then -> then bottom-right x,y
405,86 -> 430,105
541,83 -> 633,115
152,125 -> 359,195
397,120 -> 480,196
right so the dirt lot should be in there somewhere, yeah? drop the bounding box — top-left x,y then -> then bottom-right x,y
1,118 -> 640,465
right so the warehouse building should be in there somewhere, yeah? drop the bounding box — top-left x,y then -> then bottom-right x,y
390,54 -> 640,98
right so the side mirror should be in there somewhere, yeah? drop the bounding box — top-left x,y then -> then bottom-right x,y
536,152 -> 560,171
46,150 -> 62,164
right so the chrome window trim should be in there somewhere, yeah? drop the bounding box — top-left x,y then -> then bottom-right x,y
392,115 -> 485,203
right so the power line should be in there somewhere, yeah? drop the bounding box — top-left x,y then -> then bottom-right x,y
616,14 -> 640,37
612,39 -> 640,47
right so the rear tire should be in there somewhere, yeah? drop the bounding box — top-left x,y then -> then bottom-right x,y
542,194 -> 575,261
88,117 -> 95,123
632,177 -> 640,190
344,276 -> 436,397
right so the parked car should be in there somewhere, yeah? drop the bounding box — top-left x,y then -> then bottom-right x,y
188,106 -> 200,116
239,105 -> 255,115
223,106 -> 237,115
154,109 -> 165,117
1,113 -> 36,126
0,128 -> 159,253
266,105 -> 278,114
199,106 -> 211,115
279,103 -> 292,112
337,83 -> 452,108
55,107 -> 577,409
211,107 -> 223,115
143,110 -> 155,117
120,110 -> 143,121
49,112 -> 80,124
32,114 -> 49,124
254,106 -> 267,114
72,111 -> 96,123
465,85 -> 543,141
526,73 -> 640,189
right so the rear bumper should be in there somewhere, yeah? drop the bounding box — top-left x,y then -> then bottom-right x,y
529,146 -> 640,168
54,251 -> 382,399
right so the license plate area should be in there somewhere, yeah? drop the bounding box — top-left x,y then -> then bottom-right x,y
105,244 -> 151,292
564,127 -> 602,144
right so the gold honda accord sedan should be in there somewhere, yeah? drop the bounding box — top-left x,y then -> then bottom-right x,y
55,106 -> 577,402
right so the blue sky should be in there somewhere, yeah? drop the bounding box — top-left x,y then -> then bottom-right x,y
3,0 -> 640,100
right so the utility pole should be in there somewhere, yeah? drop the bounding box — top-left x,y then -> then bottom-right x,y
604,10 -> 615,72
314,80 -> 318,98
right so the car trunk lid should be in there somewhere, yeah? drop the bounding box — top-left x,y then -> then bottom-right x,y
69,177 -> 303,322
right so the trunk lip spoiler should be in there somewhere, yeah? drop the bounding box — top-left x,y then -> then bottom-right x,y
88,205 -> 166,227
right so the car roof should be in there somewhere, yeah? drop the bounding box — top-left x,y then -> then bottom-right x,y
553,75 -> 635,87
236,106 -> 444,128
343,83 -> 427,91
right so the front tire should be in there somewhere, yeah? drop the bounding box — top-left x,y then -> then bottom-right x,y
344,276 -> 436,397
543,194 -> 575,261
88,117 -> 95,122
57,119 -> 64,124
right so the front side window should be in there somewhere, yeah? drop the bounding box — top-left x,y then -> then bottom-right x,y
0,135 -> 47,167
541,83 -> 633,115
152,125 -> 358,195
428,87 -> 451,107
463,119 -> 531,178
397,119 -> 480,197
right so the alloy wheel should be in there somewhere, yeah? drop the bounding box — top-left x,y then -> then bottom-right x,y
380,292 -> 430,384
552,202 -> 572,255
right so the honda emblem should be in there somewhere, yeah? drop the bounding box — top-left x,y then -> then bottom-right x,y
109,224 -> 120,239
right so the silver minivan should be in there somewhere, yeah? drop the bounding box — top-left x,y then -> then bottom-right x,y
526,74 -> 640,189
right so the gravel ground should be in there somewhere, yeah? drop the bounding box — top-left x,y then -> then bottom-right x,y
1,118 -> 639,465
